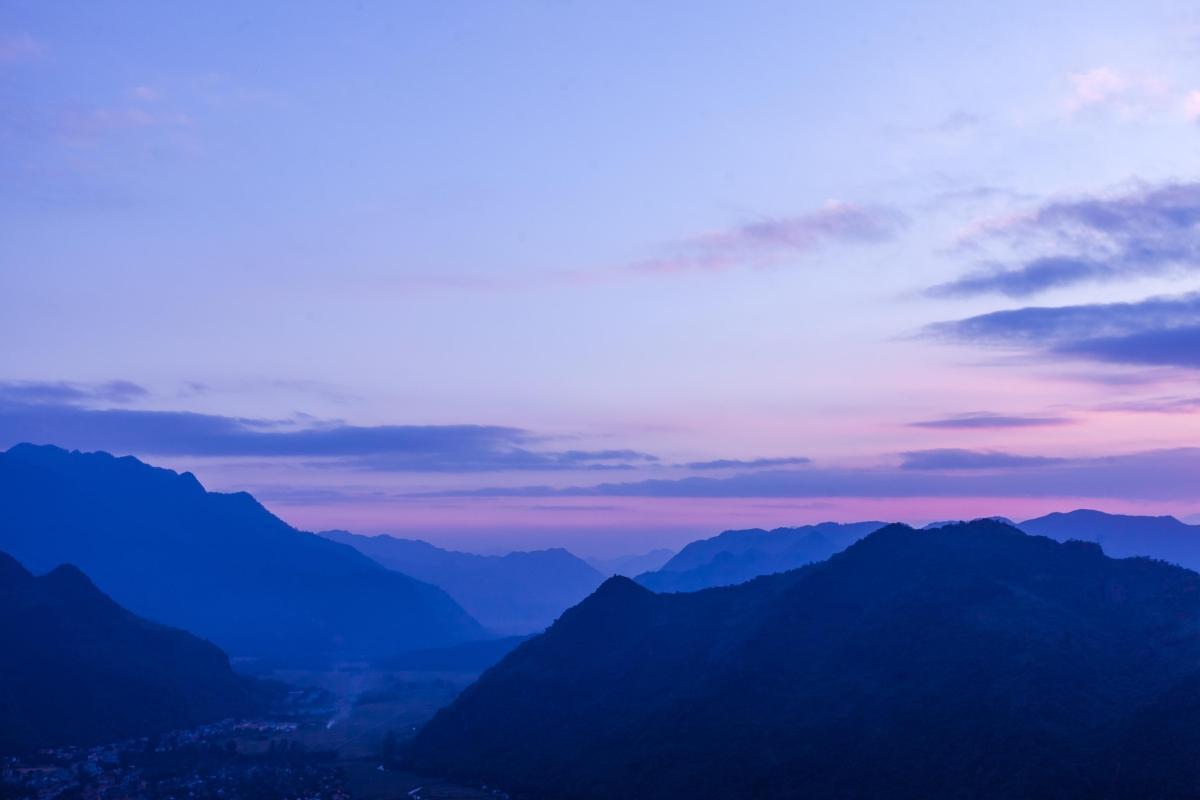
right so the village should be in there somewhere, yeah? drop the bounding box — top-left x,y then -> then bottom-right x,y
0,719 -> 348,800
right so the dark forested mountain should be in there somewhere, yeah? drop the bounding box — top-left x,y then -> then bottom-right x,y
0,445 -> 484,663
636,521 -> 885,592
585,549 -> 675,577
924,515 -> 1014,529
409,520 -> 1200,799
1020,509 -> 1200,571
321,530 -> 604,634
0,551 -> 259,753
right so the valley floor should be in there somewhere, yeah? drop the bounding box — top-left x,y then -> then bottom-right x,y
1,665 -> 507,800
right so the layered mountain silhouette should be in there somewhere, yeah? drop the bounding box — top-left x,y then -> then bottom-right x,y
409,520 -> 1200,799
0,445 -> 485,663
322,530 -> 604,634
925,515 -> 1014,529
635,521 -> 885,592
585,549 -> 675,577
0,551 -> 260,753
1020,509 -> 1200,571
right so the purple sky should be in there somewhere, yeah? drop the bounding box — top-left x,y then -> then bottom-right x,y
3,2 -> 1200,556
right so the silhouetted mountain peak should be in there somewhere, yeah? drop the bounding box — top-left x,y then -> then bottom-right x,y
640,520 -> 889,593
0,550 -> 32,582
0,550 -> 259,752
836,519 -> 1038,567
41,562 -> 104,594
4,442 -> 206,498
410,519 -> 1200,798
592,574 -> 650,599
321,529 -> 605,634
1044,508 -> 1184,526
922,515 -> 1016,530
554,575 -> 655,630
1018,509 -> 1200,573
0,446 -> 485,661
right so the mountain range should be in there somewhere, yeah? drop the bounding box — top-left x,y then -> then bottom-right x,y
321,530 -> 606,634
585,549 -> 675,577
1020,509 -> 1200,571
0,550 -> 261,753
408,520 -> 1200,799
635,520 -> 886,592
634,512 -> 1200,594
0,444 -> 485,664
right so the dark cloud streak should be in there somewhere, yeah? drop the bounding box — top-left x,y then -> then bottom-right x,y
421,448 -> 1200,502
0,394 -> 658,473
929,292 -> 1200,370
898,449 -> 1064,470
932,181 -> 1200,297
909,412 -> 1073,429
684,456 -> 811,470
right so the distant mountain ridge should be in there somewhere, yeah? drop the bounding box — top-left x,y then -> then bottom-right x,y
636,521 -> 886,592
321,530 -> 604,634
0,444 -> 485,663
408,520 -> 1200,798
924,515 -> 1014,529
635,512 -> 1200,595
1019,509 -> 1200,571
586,549 -> 675,577
0,550 -> 260,753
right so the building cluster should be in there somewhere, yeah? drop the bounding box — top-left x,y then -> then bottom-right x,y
1,720 -> 346,800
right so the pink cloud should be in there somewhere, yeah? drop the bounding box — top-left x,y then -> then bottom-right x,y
0,33 -> 43,63
129,85 -> 162,102
1183,90 -> 1200,122
1064,67 -> 1171,118
56,105 -> 193,146
633,201 -> 904,274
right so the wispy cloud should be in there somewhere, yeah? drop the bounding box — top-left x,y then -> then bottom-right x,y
56,105 -> 193,145
909,412 -> 1073,429
129,85 -> 161,102
419,448 -> 1200,502
632,202 -> 905,274
928,291 -> 1200,370
344,201 -> 906,295
1097,395 -> 1200,413
1064,67 -> 1171,117
0,380 -> 148,405
931,181 -> 1200,297
0,387 -> 658,473
0,33 -> 43,63
898,449 -> 1064,470
1185,91 -> 1200,123
683,456 -> 811,470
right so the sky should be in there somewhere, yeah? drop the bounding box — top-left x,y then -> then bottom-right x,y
3,1 -> 1200,556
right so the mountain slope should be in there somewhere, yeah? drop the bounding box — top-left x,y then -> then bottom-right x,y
636,521 -> 885,592
1020,509 -> 1200,571
0,551 -> 260,752
409,520 -> 1200,799
0,445 -> 485,663
321,530 -> 604,634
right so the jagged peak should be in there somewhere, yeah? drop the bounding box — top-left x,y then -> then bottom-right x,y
3,443 -> 206,495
